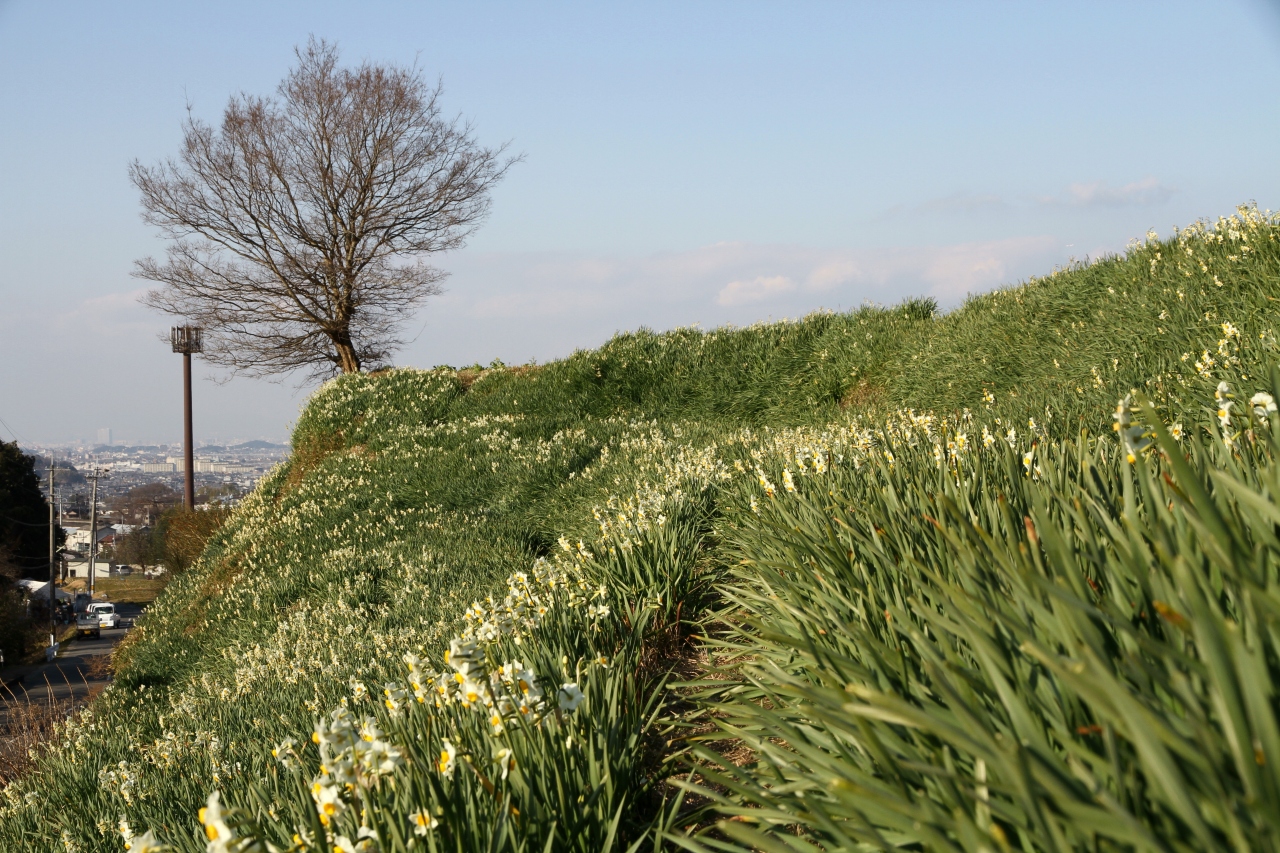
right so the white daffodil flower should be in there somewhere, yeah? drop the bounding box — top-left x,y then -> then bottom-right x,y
437,740 -> 457,777
558,683 -> 585,712
409,810 -> 439,836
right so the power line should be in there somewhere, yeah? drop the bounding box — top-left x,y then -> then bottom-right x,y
0,414 -> 24,444
0,515 -> 58,528
8,556 -> 66,567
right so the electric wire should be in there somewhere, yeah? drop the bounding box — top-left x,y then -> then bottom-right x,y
0,414 -> 23,443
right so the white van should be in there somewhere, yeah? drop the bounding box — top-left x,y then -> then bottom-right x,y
86,602 -> 118,629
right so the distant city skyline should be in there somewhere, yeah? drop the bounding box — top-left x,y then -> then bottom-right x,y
2,1 -> 1278,444
33,436 -> 291,451
32,437 -> 290,510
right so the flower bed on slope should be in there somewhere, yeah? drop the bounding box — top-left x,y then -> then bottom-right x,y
123,368 -> 1280,852
2,208 -> 1279,852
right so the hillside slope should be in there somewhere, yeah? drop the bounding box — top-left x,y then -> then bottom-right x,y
1,206 -> 1277,852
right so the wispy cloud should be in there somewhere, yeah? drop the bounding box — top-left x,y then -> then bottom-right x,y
404,236 -> 1065,373
718,275 -> 797,306
437,236 -> 1061,325
51,287 -> 157,335
49,239 -> 1065,381
880,178 -> 1175,221
878,191 -> 1009,221
1042,177 -> 1176,208
919,192 -> 1008,214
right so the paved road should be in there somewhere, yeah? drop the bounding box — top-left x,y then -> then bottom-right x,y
0,602 -> 146,717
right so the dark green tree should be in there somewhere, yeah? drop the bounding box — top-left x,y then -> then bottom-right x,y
0,441 -> 55,580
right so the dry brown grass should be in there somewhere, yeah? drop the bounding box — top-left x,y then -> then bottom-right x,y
85,649 -> 113,680
0,688 -> 99,788
840,378 -> 885,410
172,553 -> 247,639
280,427 -> 349,498
160,506 -> 233,575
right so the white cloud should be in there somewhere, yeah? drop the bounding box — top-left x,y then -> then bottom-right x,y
717,275 -> 796,306
805,260 -> 860,290
919,238 -> 1056,301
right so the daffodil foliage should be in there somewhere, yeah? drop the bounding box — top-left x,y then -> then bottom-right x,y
678,378 -> 1280,852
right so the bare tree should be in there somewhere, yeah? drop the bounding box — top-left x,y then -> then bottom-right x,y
132,38 -> 517,379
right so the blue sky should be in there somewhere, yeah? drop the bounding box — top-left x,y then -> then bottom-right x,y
2,1 -> 1278,444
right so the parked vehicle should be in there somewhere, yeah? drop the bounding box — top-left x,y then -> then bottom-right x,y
75,611 -> 100,638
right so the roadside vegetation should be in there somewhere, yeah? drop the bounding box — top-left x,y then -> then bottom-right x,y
105,483 -> 236,578
0,440 -> 67,664
1,206 -> 1278,851
0,692 -> 90,789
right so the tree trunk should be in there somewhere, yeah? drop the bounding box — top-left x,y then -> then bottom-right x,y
333,338 -> 362,374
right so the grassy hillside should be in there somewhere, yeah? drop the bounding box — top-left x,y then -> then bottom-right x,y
1,206 -> 1278,852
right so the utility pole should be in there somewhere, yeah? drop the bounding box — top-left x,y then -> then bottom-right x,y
48,459 -> 56,651
86,468 -> 107,598
57,494 -> 64,582
171,326 -> 203,509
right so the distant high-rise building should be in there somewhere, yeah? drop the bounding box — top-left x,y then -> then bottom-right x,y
97,428 -> 112,446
